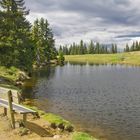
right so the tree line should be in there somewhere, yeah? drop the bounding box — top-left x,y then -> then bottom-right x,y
124,41 -> 140,52
0,0 -> 57,71
59,40 -> 118,55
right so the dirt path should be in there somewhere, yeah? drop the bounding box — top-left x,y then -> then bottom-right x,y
0,108 -> 72,140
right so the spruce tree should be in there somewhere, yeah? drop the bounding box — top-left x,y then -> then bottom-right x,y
115,44 -> 118,53
95,42 -> 100,54
0,0 -> 33,70
125,44 -> 129,52
32,18 -> 56,66
88,40 -> 94,54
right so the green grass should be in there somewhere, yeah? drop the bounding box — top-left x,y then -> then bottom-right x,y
24,104 -> 73,128
65,51 -> 140,66
0,66 -> 21,90
24,105 -> 96,139
43,113 -> 72,127
72,132 -> 97,140
0,66 -> 21,82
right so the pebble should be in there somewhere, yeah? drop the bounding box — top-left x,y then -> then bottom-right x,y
53,135 -> 61,139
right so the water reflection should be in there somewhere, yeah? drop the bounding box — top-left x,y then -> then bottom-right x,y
22,66 -> 56,98
23,63 -> 140,140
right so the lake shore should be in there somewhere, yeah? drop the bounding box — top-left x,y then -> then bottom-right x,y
0,66 -> 96,140
65,51 -> 140,66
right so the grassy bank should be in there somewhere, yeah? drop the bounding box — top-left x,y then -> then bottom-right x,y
65,51 -> 140,65
72,132 -> 97,140
0,66 -> 22,90
24,104 -> 96,140
0,66 -> 21,82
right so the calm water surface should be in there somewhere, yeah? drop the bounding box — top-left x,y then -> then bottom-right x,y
23,63 -> 140,140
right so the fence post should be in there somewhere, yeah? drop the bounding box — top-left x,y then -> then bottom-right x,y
17,92 -> 20,104
8,90 -> 15,129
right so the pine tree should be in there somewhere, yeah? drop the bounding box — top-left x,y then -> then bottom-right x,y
0,0 -> 33,70
125,44 -> 129,52
95,42 -> 100,54
83,43 -> 87,54
115,44 -> 118,53
136,41 -> 139,51
31,18 -> 56,66
111,44 -> 117,54
58,50 -> 65,65
130,42 -> 134,51
78,40 -> 84,54
88,40 -> 94,54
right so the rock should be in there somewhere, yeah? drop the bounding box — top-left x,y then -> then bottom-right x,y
15,81 -> 23,86
65,125 -> 74,132
58,123 -> 64,130
18,71 -> 30,81
33,112 -> 40,119
53,135 -> 61,139
51,123 -> 57,129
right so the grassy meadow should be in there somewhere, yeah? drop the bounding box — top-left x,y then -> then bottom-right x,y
65,51 -> 140,66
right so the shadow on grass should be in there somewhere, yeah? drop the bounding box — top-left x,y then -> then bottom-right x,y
24,121 -> 53,137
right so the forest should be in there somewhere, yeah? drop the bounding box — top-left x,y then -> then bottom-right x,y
59,40 -> 140,55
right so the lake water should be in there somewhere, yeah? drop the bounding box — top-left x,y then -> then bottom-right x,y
22,63 -> 140,140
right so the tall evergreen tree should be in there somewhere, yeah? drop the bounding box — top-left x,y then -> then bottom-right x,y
32,18 -> 56,66
111,44 -> 116,54
88,40 -> 94,54
78,40 -> 84,54
125,44 -> 129,52
114,44 -> 118,53
0,0 -> 33,70
95,42 -> 100,54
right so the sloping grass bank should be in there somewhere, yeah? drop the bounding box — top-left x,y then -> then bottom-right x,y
65,51 -> 140,65
0,66 -> 21,82
72,132 -> 98,140
0,66 -> 30,90
24,104 -> 96,140
24,105 -> 73,129
0,66 -> 22,90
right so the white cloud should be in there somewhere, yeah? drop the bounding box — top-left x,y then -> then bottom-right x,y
25,0 -> 140,48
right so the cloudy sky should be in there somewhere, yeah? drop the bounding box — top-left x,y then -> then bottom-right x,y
25,0 -> 140,48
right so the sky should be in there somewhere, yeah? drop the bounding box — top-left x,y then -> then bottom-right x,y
25,0 -> 140,48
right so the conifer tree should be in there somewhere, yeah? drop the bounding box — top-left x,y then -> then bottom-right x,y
0,0 -> 33,70
88,40 -> 94,54
95,42 -> 100,54
125,44 -> 129,52
32,18 -> 56,66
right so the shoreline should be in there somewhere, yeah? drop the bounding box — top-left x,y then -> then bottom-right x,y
65,51 -> 140,66
0,66 -> 96,140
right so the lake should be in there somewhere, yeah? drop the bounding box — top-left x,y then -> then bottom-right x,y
22,62 -> 140,140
